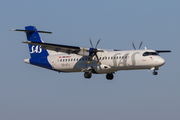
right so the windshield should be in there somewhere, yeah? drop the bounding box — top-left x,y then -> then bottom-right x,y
143,52 -> 159,56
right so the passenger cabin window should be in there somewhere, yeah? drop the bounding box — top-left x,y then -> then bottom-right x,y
143,52 -> 159,56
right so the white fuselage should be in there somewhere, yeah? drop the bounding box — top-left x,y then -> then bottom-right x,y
44,49 -> 165,74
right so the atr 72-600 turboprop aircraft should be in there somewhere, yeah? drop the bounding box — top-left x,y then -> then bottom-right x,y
11,26 -> 171,80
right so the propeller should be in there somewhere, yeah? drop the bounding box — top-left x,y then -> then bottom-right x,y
132,41 -> 143,50
132,42 -> 136,50
88,38 -> 103,65
89,38 -> 94,48
95,39 -> 101,49
139,41 -> 143,49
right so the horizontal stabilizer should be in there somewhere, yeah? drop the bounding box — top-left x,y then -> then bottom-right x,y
156,50 -> 171,53
10,29 -> 52,34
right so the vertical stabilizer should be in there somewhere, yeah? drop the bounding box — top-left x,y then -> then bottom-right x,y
25,26 -> 49,58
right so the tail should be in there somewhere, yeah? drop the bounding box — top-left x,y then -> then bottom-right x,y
10,26 -> 51,58
10,26 -> 53,69
25,26 -> 49,58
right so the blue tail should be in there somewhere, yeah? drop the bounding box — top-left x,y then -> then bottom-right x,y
25,26 -> 49,58
25,26 -> 52,69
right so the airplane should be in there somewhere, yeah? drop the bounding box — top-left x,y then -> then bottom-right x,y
11,26 -> 171,80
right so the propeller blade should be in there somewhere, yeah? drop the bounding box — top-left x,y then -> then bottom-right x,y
139,41 -> 143,49
132,42 -> 136,50
95,53 -> 100,65
89,38 -> 94,48
95,39 -> 101,48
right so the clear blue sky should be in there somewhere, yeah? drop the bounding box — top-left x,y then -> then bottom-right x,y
0,0 -> 179,120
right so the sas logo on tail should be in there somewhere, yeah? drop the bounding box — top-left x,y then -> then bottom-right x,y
30,45 -> 42,54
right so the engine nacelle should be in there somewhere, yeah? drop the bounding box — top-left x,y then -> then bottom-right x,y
77,47 -> 91,57
94,64 -> 111,73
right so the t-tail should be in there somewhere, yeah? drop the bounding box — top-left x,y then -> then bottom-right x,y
10,26 -> 53,69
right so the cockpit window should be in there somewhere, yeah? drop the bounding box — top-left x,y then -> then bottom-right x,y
143,52 -> 159,56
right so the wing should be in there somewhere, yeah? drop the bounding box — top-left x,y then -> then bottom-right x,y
22,41 -> 95,57
23,41 -> 81,53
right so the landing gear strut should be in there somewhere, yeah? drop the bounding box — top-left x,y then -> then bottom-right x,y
153,70 -> 158,75
84,72 -> 92,79
106,73 -> 114,80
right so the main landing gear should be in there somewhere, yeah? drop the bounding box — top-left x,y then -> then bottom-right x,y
84,72 -> 114,80
106,73 -> 114,80
84,72 -> 92,79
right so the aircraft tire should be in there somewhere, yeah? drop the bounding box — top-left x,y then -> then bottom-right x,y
84,72 -> 92,79
153,72 -> 158,75
106,73 -> 114,80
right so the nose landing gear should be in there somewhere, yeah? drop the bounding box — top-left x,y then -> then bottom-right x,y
153,71 -> 158,75
151,67 -> 158,75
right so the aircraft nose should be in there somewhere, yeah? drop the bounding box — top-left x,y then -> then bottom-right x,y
157,57 -> 165,66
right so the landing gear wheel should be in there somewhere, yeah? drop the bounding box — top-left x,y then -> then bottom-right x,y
106,73 -> 114,80
153,71 -> 158,75
84,72 -> 92,79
